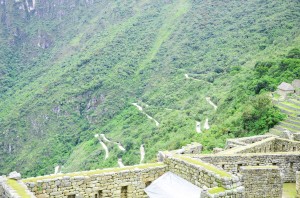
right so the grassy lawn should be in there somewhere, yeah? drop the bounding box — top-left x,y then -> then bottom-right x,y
282,183 -> 296,198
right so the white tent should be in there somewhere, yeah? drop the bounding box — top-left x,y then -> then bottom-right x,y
144,172 -> 201,198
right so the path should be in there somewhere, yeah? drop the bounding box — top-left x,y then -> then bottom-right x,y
184,74 -> 202,82
100,134 -> 111,143
132,103 -> 143,111
99,134 -> 126,152
196,121 -> 201,133
206,97 -> 217,110
204,118 -> 210,130
118,158 -> 125,168
116,142 -> 126,151
132,103 -> 160,127
54,165 -> 61,174
140,144 -> 145,164
99,141 -> 109,160
95,134 -> 109,160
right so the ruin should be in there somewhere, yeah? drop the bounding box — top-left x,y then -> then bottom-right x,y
1,87 -> 300,198
1,134 -> 300,198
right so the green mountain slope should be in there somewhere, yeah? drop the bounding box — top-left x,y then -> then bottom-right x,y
0,0 -> 299,177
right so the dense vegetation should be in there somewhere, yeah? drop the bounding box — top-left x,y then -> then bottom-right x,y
0,0 -> 299,177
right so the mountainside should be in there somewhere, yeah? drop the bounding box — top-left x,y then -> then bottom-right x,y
0,0 -> 299,177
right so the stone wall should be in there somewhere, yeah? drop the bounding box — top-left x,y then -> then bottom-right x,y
0,176 -> 34,198
164,156 -> 242,189
293,133 -> 300,142
192,152 -> 300,182
221,137 -> 300,155
157,142 -> 202,161
1,176 -> 18,198
240,166 -> 282,198
225,135 -> 273,149
297,171 -> 300,198
274,138 -> 300,152
24,164 -> 167,198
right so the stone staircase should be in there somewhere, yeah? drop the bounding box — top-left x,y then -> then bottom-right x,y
269,95 -> 300,136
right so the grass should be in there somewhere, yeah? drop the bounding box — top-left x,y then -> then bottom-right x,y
208,187 -> 226,194
277,124 -> 299,133
136,0 -> 190,74
174,155 -> 232,178
281,121 -> 300,128
278,105 -> 298,116
6,179 -> 31,198
23,162 -> 165,183
282,183 -> 296,198
289,99 -> 300,105
282,102 -> 300,110
1,0 -> 299,178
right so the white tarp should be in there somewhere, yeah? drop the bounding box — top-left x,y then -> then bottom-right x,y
144,171 -> 201,198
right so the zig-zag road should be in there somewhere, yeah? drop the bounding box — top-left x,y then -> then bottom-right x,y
132,103 -> 160,127
116,142 -> 126,151
184,74 -> 202,82
100,134 -> 111,143
204,118 -> 210,130
118,158 -> 125,168
206,97 -> 217,110
95,134 -> 109,159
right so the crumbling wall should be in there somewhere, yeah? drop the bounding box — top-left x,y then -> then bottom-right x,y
24,164 -> 167,198
240,166 -> 282,198
193,152 -> 300,182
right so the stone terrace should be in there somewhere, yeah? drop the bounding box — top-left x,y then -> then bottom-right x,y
2,135 -> 300,198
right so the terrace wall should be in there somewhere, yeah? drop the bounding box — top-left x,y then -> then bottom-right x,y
192,152 -> 300,182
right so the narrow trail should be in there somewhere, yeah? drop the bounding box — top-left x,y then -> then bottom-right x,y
99,133 -> 126,152
204,118 -> 210,130
118,158 -> 125,168
116,142 -> 126,151
206,97 -> 217,110
95,134 -> 109,160
140,144 -> 145,164
196,121 -> 202,133
132,103 -> 160,127
54,165 -> 61,174
132,103 -> 143,111
184,74 -> 202,82
100,134 -> 111,143
100,141 -> 109,160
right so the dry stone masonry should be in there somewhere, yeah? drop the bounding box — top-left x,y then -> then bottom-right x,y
25,164 -> 167,198
240,166 -> 282,198
1,134 -> 300,197
2,82 -> 300,197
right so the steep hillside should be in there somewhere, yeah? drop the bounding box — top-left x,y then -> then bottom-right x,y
0,0 -> 299,177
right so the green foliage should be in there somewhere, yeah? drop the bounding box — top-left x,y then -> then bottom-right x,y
241,94 -> 284,133
0,0 -> 299,177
